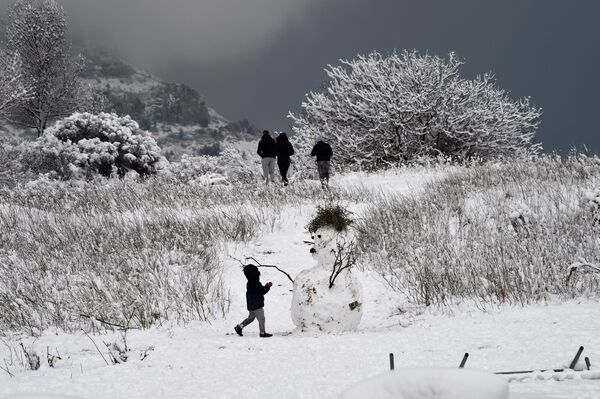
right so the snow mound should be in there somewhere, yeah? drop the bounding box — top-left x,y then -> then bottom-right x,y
582,371 -> 600,380
3,395 -> 84,399
340,368 -> 509,399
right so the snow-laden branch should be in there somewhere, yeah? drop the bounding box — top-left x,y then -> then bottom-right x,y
0,50 -> 32,119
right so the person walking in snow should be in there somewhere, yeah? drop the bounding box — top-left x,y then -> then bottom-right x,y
257,130 -> 277,184
310,137 -> 333,187
234,265 -> 273,338
276,132 -> 295,186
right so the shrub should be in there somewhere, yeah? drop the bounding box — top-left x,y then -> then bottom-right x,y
26,112 -> 165,179
168,147 -> 260,185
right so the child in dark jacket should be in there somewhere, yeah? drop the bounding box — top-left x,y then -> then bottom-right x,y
234,265 -> 273,337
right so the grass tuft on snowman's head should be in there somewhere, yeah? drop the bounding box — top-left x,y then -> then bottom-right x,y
307,205 -> 353,233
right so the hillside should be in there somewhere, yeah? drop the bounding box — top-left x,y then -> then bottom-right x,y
81,48 -> 260,160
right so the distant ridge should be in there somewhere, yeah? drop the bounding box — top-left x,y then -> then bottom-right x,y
81,48 -> 260,160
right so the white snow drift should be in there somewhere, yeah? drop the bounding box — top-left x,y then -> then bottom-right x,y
340,368 -> 509,399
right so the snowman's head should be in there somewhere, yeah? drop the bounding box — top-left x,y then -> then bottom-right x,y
309,227 -> 338,260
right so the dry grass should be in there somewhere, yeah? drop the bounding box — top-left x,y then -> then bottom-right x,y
0,173 -> 372,334
358,154 -> 600,307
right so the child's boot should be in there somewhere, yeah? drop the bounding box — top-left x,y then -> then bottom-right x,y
234,325 -> 243,336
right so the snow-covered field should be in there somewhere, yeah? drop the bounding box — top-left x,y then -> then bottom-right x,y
1,170 -> 599,399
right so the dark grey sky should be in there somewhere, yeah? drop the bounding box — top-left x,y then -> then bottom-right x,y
2,0 -> 599,152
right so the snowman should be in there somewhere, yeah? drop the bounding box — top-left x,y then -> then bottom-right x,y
291,208 -> 363,332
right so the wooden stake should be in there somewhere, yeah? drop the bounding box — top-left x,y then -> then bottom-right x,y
569,346 -> 584,370
459,353 -> 469,368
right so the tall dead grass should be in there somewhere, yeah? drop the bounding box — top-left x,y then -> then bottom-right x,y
0,174 -> 371,334
358,154 -> 600,307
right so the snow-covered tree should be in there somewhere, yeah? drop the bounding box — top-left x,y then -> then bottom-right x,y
0,50 -> 31,120
289,50 -> 542,169
27,112 -> 165,179
5,0 -> 95,136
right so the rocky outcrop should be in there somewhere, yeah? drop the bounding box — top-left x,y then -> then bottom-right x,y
81,48 -> 260,160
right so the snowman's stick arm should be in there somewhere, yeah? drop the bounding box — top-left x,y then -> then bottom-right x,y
245,257 -> 295,284
328,239 -> 357,288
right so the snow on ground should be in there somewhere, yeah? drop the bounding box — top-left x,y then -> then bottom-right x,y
335,166 -> 451,197
1,169 -> 599,399
340,368 -> 509,399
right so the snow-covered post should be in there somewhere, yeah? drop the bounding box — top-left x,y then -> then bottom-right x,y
291,206 -> 363,332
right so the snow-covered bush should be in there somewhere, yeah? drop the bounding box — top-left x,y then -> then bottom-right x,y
290,50 -> 542,170
359,154 -> 600,306
167,147 -> 260,185
0,142 -> 37,186
585,188 -> 600,225
105,336 -> 129,365
25,112 -> 165,179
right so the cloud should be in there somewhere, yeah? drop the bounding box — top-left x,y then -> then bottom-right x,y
2,0 -> 317,66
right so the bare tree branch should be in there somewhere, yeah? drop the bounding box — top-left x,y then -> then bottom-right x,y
244,256 -> 295,284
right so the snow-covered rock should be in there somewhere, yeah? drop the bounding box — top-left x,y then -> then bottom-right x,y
340,368 -> 509,399
291,227 -> 363,332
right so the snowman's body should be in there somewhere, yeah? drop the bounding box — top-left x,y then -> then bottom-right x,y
291,227 -> 363,332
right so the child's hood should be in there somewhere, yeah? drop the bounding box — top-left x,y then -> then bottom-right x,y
243,264 -> 260,282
